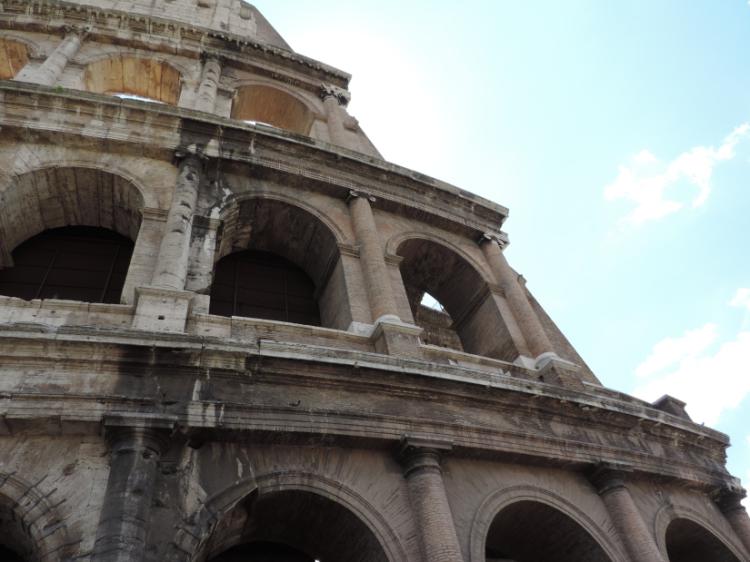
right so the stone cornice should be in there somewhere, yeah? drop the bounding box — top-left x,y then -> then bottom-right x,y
0,81 -> 509,236
0,0 -> 351,89
0,326 -> 731,489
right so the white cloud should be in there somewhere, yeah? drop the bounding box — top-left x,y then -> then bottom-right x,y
635,323 -> 718,378
604,124 -> 750,225
633,327 -> 750,426
730,288 -> 750,311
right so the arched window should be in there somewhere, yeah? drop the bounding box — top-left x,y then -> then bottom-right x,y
212,198 -> 349,330
83,56 -> 182,105
210,250 -> 320,325
397,238 -> 517,360
205,490 -> 389,562
0,226 -> 134,303
485,500 -> 612,562
232,85 -> 313,134
0,38 -> 28,80
665,518 -> 740,562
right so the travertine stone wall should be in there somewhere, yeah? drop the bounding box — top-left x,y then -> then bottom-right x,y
0,2 -> 748,561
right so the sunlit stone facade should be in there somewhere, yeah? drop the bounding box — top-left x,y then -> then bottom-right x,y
0,2 -> 748,561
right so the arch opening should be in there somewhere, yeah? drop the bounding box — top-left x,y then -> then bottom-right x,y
484,500 -> 613,562
0,494 -> 36,562
665,518 -> 740,562
0,226 -> 134,303
397,238 -> 517,359
205,490 -> 389,562
232,85 -> 314,135
212,198 -> 348,329
210,250 -> 320,325
0,38 -> 28,79
83,56 -> 182,105
0,167 -> 144,303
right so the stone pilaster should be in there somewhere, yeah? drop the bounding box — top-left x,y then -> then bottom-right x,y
479,232 -> 553,359
399,438 -> 464,562
589,465 -> 666,562
152,152 -> 203,291
321,83 -> 350,147
131,153 -> 202,332
92,416 -> 173,562
16,26 -> 87,86
194,56 -> 222,113
347,191 -> 399,324
715,486 -> 750,556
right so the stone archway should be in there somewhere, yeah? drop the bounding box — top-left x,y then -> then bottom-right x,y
665,518 -> 741,562
83,55 -> 182,104
0,166 -> 144,269
204,489 -> 391,562
214,197 -> 350,330
483,500 -> 614,562
0,472 -> 77,561
396,236 -> 518,360
231,84 -> 315,134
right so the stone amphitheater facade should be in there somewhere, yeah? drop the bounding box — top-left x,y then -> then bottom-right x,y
0,1 -> 748,561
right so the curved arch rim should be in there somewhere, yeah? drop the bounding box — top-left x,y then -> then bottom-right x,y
469,484 -> 626,562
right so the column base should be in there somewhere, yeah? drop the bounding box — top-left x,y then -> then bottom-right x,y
132,286 -> 194,333
371,319 -> 423,359
535,352 -> 583,389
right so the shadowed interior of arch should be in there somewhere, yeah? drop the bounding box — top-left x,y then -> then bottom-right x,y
232,85 -> 314,134
0,167 -> 144,303
0,498 -> 35,561
484,500 -> 613,562
0,226 -> 134,303
665,518 -> 740,562
83,55 -> 182,104
204,490 -> 389,562
211,198 -> 348,329
397,238 -> 519,360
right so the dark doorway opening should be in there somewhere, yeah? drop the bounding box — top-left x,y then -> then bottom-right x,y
0,226 -> 134,303
209,250 -> 321,326
666,518 -> 740,562
485,500 -> 612,562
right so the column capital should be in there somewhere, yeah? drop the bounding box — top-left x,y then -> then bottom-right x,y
173,148 -> 206,167
102,414 -> 176,456
320,83 -> 351,107
199,51 -> 225,66
588,462 -> 633,495
713,482 -> 748,514
62,24 -> 92,38
347,189 -> 376,204
398,436 -> 453,477
479,231 -> 510,249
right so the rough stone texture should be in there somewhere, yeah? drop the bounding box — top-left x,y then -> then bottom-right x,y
0,2 -> 748,562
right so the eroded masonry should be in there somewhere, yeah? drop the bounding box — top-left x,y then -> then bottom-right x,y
0,1 -> 748,561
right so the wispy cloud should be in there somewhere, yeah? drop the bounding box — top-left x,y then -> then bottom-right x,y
634,327 -> 750,425
635,323 -> 718,378
604,124 -> 750,225
633,294 -> 750,425
730,288 -> 750,312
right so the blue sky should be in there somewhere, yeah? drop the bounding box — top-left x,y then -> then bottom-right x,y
257,1 -> 750,493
